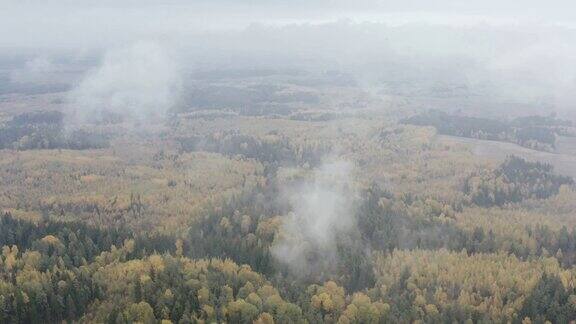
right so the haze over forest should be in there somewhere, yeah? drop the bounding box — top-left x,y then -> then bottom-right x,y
3,0 -> 576,119
2,1 -> 576,323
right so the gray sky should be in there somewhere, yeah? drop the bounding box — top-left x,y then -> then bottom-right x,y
2,0 -> 576,49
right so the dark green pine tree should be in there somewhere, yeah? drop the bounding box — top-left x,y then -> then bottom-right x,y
520,273 -> 576,323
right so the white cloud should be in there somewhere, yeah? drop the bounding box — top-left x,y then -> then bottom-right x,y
68,41 -> 181,121
272,159 -> 358,277
9,57 -> 56,84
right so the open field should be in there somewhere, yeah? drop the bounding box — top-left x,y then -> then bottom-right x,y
438,134 -> 576,178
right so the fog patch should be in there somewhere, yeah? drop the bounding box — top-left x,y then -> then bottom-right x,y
272,159 -> 358,278
9,57 -> 57,84
68,41 -> 181,123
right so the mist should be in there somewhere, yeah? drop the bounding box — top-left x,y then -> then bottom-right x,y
271,159 -> 358,278
4,2 -> 576,322
3,1 -> 576,119
67,41 -> 181,122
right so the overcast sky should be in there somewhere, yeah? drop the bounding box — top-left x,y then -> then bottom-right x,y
2,0 -> 576,49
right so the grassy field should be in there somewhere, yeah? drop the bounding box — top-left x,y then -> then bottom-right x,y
438,134 -> 576,178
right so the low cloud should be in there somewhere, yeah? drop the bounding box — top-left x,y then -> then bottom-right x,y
272,159 -> 358,278
68,41 -> 181,122
9,57 -> 57,84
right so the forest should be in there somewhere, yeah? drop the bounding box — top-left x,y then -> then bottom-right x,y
2,102 -> 576,323
402,110 -> 575,152
0,111 -> 108,150
4,1 -> 576,322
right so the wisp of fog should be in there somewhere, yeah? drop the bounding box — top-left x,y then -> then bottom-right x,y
272,159 -> 358,278
68,41 -> 181,122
